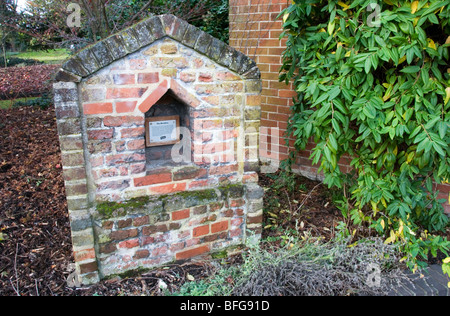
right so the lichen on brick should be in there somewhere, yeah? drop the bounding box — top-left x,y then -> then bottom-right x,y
96,196 -> 152,219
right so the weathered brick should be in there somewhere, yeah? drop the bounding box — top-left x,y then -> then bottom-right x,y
61,152 -> 85,167
79,261 -> 98,274
137,72 -> 159,84
118,238 -> 139,249
116,101 -> 137,113
133,249 -> 150,259
73,248 -> 96,262
133,215 -> 149,227
83,102 -> 113,115
211,220 -> 229,234
152,245 -> 168,257
88,129 -> 114,140
103,116 -> 144,127
134,173 -> 172,187
113,74 -> 135,85
149,182 -> 187,195
160,42 -> 178,54
106,87 -> 147,99
120,127 -> 145,138
127,139 -> 145,151
175,245 -> 209,260
172,209 -> 190,221
118,218 -> 132,229
110,229 -> 138,241
63,167 -> 87,181
142,224 -> 168,236
193,224 -> 209,237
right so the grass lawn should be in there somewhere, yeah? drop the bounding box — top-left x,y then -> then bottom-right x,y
7,49 -> 69,64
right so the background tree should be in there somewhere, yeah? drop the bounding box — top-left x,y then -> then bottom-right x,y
0,0 -> 19,66
5,0 -> 229,51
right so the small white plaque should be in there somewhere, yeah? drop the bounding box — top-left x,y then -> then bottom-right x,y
149,120 -> 177,143
145,115 -> 180,147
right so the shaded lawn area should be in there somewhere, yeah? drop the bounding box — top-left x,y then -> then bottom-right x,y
7,49 -> 69,65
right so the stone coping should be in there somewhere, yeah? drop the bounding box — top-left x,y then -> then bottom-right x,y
55,14 -> 260,83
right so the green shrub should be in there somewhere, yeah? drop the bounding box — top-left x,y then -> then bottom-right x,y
0,57 -> 43,68
13,94 -> 52,109
279,0 -> 450,273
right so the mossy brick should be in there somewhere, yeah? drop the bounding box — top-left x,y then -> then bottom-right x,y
242,66 -> 261,80
90,41 -> 114,69
148,16 -> 166,39
103,35 -> 128,60
65,182 -> 88,196
226,184 -> 246,198
61,151 -> 85,167
72,230 -> 95,247
246,183 -> 264,200
245,80 -> 263,93
229,52 -> 245,74
170,17 -> 190,42
54,88 -> 78,104
131,19 -> 157,47
55,102 -> 80,119
194,31 -> 213,55
59,136 -> 83,151
70,216 -> 92,232
207,37 -> 226,62
159,14 -> 176,34
57,118 -> 81,135
218,45 -> 238,69
164,195 -> 186,212
244,107 -> 261,121
79,261 -> 98,274
54,69 -> 82,83
182,23 -> 202,48
62,55 -> 89,77
67,196 -> 89,210
76,47 -> 100,75
237,56 -> 257,76
244,161 -> 260,173
118,28 -> 141,54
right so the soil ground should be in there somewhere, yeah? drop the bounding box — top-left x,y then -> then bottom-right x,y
0,106 -> 448,296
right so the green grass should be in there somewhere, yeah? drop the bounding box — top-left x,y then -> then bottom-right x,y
6,49 -> 70,64
0,97 -> 39,109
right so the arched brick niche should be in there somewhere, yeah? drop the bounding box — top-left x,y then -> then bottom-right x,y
53,14 -> 263,284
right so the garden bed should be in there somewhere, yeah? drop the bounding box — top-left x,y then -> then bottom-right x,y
0,106 -> 448,296
0,64 -> 58,100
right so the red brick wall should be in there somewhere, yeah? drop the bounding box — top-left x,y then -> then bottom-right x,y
230,0 -> 294,165
229,0 -> 450,214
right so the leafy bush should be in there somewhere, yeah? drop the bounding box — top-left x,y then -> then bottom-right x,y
12,94 -> 52,110
0,57 -> 43,68
280,0 -> 450,273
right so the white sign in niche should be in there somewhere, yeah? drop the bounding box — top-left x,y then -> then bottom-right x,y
145,115 -> 180,147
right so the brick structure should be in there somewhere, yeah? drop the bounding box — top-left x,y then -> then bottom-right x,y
53,14 -> 263,284
229,0 -> 294,173
229,0 -> 450,214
